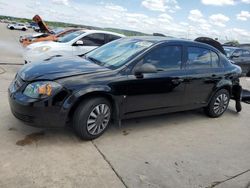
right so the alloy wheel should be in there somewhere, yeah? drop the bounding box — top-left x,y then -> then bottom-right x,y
213,94 -> 229,115
86,104 -> 111,135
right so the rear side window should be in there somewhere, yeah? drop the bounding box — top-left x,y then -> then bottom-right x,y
187,47 -> 219,69
106,34 -> 121,43
82,33 -> 105,46
211,51 -> 219,67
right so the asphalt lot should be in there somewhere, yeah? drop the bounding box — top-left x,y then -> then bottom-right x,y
0,23 -> 250,188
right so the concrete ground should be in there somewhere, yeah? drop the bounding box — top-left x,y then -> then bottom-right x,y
0,23 -> 250,188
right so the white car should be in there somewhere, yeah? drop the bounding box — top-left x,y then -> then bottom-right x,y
23,30 -> 125,64
7,23 -> 28,31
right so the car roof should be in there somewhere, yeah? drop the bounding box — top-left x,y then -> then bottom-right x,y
121,36 -> 223,53
82,30 -> 125,37
223,46 -> 240,50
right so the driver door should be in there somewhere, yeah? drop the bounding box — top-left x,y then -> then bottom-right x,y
72,33 -> 105,56
123,44 -> 186,116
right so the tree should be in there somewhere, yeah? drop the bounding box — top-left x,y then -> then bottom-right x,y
224,40 -> 240,46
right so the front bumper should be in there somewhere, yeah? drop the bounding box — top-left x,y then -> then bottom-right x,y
8,89 -> 68,128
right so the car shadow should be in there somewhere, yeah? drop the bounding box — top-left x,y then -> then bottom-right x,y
9,105 -> 241,144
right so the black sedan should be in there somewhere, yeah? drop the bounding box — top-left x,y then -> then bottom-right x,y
224,46 -> 250,76
9,37 -> 242,140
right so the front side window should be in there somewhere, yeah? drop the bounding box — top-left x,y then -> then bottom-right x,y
138,45 -> 182,71
187,47 -> 219,69
81,33 -> 105,46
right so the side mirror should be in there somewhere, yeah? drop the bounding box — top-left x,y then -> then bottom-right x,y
134,63 -> 157,78
230,53 -> 240,59
230,55 -> 240,59
74,40 -> 84,46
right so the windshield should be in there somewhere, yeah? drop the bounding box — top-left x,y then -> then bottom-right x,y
224,47 -> 235,58
86,38 -> 154,69
52,28 -> 64,35
57,30 -> 85,43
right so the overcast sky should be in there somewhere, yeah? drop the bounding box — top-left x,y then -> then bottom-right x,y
0,0 -> 250,43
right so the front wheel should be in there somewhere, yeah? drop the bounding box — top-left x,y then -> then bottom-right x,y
73,97 -> 112,140
10,27 -> 14,30
22,28 -> 26,31
205,89 -> 230,118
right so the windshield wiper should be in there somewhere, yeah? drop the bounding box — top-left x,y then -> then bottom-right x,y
88,56 -> 103,65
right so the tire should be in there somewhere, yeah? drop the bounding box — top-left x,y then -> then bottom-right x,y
10,27 -> 14,30
22,28 -> 26,31
73,97 -> 112,140
205,89 -> 230,118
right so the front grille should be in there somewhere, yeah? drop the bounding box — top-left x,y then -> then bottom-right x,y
12,110 -> 34,123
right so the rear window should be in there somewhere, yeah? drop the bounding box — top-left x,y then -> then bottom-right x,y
187,47 -> 220,69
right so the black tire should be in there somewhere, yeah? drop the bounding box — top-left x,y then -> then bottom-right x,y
10,27 -> 14,30
73,97 -> 112,140
22,28 -> 26,31
205,89 -> 230,118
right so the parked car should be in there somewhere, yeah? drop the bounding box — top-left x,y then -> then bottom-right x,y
23,30 -> 125,64
7,23 -> 28,31
9,37 -> 244,140
224,46 -> 250,76
32,25 -> 41,32
20,28 -> 81,47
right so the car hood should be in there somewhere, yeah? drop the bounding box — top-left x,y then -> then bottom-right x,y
26,41 -> 61,50
18,56 -> 110,81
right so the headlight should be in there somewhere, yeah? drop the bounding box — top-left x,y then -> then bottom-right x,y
23,81 -> 62,99
33,46 -> 51,52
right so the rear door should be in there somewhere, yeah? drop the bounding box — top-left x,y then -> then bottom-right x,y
183,46 -> 224,107
72,33 -> 105,55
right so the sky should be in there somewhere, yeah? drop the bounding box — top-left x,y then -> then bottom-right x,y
0,0 -> 250,43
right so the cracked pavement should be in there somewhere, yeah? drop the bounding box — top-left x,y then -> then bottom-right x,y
0,23 -> 250,188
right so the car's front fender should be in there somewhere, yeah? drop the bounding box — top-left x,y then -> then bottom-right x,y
60,85 -> 124,123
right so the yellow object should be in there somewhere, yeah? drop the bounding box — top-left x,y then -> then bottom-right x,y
38,84 -> 52,96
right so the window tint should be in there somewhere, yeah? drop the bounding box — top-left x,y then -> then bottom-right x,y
140,45 -> 182,71
211,51 -> 220,67
82,33 -> 105,46
187,47 -> 219,69
106,34 -> 121,43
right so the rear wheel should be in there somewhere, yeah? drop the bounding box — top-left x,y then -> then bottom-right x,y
205,89 -> 230,118
73,97 -> 111,140
22,28 -> 26,31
